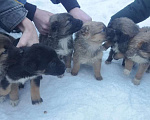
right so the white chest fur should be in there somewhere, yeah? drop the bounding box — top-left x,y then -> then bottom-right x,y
6,75 -> 38,84
56,36 -> 72,56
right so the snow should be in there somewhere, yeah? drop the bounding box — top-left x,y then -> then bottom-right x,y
1,0 -> 150,120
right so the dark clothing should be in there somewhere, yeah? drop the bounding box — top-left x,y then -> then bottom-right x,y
0,0 -> 27,32
24,2 -> 36,21
111,0 -> 150,23
51,0 -> 80,12
24,0 -> 80,21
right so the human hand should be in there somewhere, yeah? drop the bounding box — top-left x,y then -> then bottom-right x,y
16,17 -> 39,47
69,7 -> 92,23
33,8 -> 54,35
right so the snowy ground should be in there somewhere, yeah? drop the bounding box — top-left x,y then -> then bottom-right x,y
1,0 -> 150,120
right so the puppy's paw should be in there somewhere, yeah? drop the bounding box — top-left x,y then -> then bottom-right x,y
105,60 -> 111,64
66,68 -> 71,73
57,74 -> 64,78
10,99 -> 19,107
95,76 -> 103,81
32,98 -> 43,105
0,96 -> 6,103
71,71 -> 78,76
124,69 -> 131,76
132,78 -> 141,85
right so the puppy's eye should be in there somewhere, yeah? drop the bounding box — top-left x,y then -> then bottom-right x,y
0,49 -> 7,56
94,29 -> 105,35
65,19 -> 72,27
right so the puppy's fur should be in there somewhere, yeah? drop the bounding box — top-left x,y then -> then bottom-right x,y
103,17 -> 139,64
123,27 -> 150,85
0,33 -> 14,101
71,21 -> 106,80
39,13 -> 83,72
0,33 -> 65,106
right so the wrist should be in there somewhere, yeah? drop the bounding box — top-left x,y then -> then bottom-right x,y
69,7 -> 80,14
18,18 -> 35,33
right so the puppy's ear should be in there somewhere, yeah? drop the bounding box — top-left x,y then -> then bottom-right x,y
80,25 -> 90,36
51,21 -> 60,32
139,42 -> 150,52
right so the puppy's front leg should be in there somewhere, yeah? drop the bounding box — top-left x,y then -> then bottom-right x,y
124,59 -> 134,76
30,76 -> 43,105
113,52 -> 124,60
71,55 -> 80,76
64,52 -> 72,73
93,59 -> 103,80
105,49 -> 115,64
132,63 -> 149,85
9,83 -> 19,107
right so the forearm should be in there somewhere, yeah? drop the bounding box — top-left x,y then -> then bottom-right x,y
0,0 -> 27,32
111,0 -> 150,23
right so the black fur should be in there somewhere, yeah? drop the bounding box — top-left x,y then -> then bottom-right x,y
33,76 -> 42,87
32,98 -> 43,105
106,28 -> 131,54
6,43 -> 65,82
105,17 -> 139,64
0,77 -> 10,90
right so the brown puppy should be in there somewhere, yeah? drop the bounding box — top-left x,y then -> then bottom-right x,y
103,17 -> 139,64
40,13 -> 83,73
71,21 -> 106,80
123,27 -> 150,85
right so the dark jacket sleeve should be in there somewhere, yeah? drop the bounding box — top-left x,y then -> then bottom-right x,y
0,0 -> 27,32
24,2 -> 37,21
111,0 -> 150,23
51,0 -> 80,12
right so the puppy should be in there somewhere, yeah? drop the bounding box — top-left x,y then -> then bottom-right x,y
39,13 -> 83,73
103,17 -> 139,64
71,21 -> 106,80
0,33 -> 14,103
123,27 -> 150,85
0,33 -> 65,106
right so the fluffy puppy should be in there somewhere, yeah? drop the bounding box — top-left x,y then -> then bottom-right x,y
39,13 -> 83,73
103,17 -> 139,64
123,27 -> 150,85
71,21 -> 106,80
0,33 -> 14,103
0,33 -> 65,106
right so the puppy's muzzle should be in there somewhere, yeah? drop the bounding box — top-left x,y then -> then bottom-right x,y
45,59 -> 66,76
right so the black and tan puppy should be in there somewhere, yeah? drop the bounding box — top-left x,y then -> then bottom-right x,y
0,33 -> 65,106
0,33 -> 14,103
39,13 -> 83,73
71,21 -> 106,80
103,17 -> 139,64
123,27 -> 150,85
